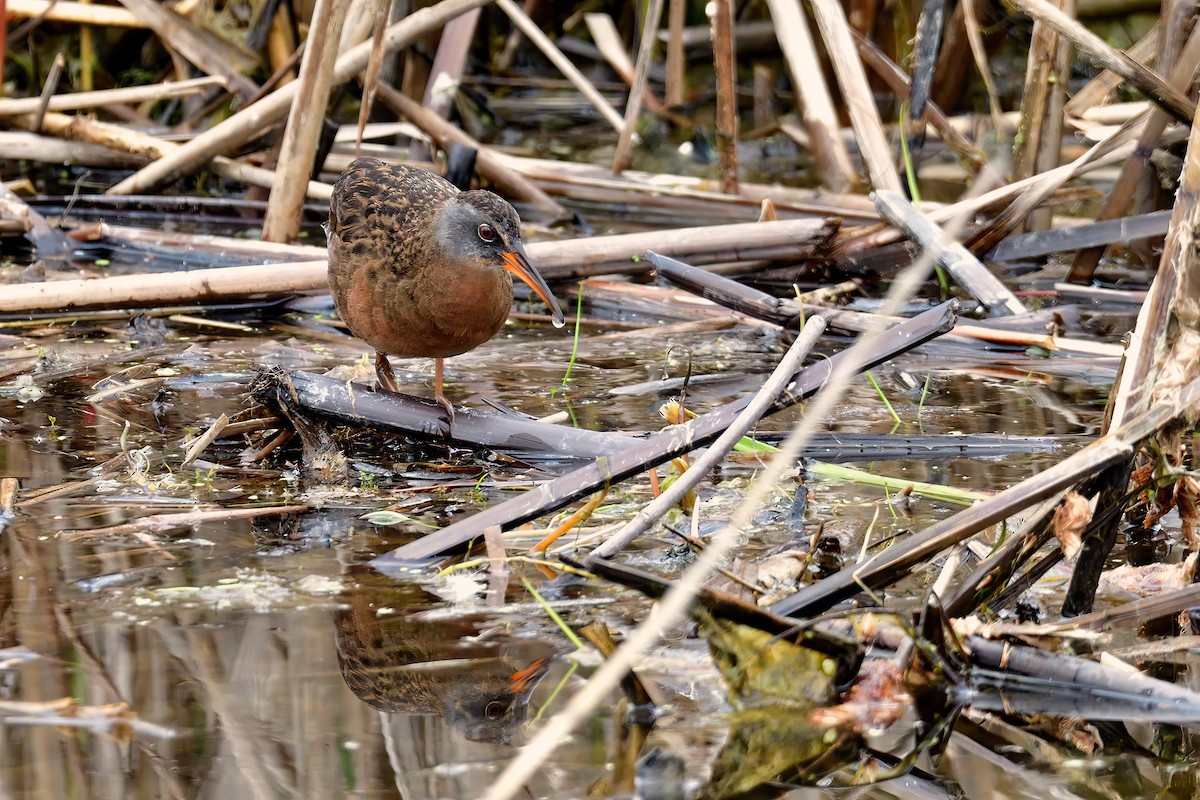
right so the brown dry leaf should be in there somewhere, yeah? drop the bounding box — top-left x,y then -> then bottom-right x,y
1025,716 -> 1103,755
1051,492 -> 1091,560
756,549 -> 808,590
951,616 -> 1105,646
1144,480 -> 1178,529
1058,718 -> 1103,756
1060,724 -> 1104,762
888,483 -> 916,517
952,616 -> 994,639
0,697 -> 76,714
1101,551 -> 1199,596
757,198 -> 778,222
1131,463 -> 1155,486
1176,476 -> 1200,549
808,659 -> 910,734
659,399 -> 685,425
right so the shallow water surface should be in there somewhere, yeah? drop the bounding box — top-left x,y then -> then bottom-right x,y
1,213 -> 1196,799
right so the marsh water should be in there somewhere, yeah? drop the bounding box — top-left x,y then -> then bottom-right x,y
1,141 -> 1196,798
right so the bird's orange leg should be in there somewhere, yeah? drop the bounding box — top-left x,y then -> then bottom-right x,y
374,352 -> 400,394
434,357 -> 455,420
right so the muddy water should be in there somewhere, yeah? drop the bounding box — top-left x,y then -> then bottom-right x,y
0,229 -> 1195,798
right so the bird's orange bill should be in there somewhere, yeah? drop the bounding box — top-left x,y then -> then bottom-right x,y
502,249 -> 565,326
509,657 -> 551,693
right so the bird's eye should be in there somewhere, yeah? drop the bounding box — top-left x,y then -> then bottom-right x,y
485,701 -> 504,718
477,223 -> 496,242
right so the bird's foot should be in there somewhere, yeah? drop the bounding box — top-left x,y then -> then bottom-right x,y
375,352 -> 400,394
434,392 -> 455,424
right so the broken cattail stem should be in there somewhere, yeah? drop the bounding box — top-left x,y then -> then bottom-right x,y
1011,0 -> 1072,232
0,219 -> 834,313
808,0 -> 903,193
765,0 -> 856,192
1068,15 -> 1200,283
371,81 -> 567,219
588,317 -> 825,560
1009,0 -> 1194,122
107,0 -> 495,195
665,0 -> 686,106
710,0 -> 739,194
494,0 -> 625,132
612,0 -> 666,174
33,52 -> 66,134
261,0 -> 350,243
353,0 -> 391,154
0,76 -> 225,117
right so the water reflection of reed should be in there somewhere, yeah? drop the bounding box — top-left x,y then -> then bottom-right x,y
3,509 -> 372,798
0,337 -> 1136,800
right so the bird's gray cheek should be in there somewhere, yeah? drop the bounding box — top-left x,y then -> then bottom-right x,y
438,238 -> 471,264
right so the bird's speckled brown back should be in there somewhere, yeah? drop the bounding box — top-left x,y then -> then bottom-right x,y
328,157 -> 457,261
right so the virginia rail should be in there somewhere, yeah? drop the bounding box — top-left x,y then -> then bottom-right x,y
327,158 -> 565,413
335,589 -> 553,744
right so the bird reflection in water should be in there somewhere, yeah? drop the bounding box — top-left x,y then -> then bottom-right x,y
334,585 -> 555,745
